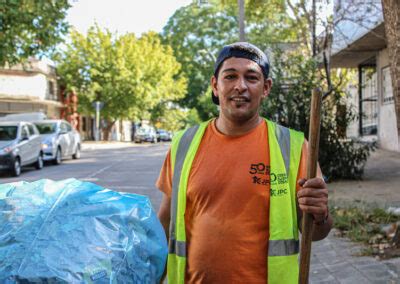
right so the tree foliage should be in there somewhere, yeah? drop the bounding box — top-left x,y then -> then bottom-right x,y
217,0 -> 298,49
56,26 -> 187,137
155,107 -> 201,132
162,1 -> 299,120
0,0 -> 71,66
162,2 -> 238,119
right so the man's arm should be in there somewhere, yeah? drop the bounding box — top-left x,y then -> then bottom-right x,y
297,177 -> 333,241
158,194 -> 171,240
158,194 -> 171,283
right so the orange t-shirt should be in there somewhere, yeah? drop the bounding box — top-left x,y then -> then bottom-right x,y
156,120 -> 308,283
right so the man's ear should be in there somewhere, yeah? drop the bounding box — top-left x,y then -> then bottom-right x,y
211,75 -> 218,97
263,78 -> 273,98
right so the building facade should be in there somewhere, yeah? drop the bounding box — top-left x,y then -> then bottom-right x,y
330,0 -> 399,152
0,59 -> 63,119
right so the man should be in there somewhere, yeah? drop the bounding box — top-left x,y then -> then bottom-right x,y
157,42 -> 332,284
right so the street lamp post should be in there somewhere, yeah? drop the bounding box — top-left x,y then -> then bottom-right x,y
92,101 -> 104,141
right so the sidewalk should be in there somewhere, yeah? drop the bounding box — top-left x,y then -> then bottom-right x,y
311,148 -> 400,283
311,230 -> 400,283
329,149 -> 400,207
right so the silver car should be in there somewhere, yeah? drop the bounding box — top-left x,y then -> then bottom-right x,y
134,126 -> 158,143
34,120 -> 81,165
0,121 -> 44,176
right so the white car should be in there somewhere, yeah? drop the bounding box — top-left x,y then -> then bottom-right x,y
34,120 -> 81,165
134,126 -> 158,143
0,121 -> 44,176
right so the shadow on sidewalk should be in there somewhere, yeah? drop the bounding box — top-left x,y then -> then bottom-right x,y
329,149 -> 400,208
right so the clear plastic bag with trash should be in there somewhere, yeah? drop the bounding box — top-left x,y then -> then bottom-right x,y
0,179 -> 168,283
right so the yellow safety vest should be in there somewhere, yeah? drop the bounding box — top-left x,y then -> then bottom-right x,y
167,119 -> 304,284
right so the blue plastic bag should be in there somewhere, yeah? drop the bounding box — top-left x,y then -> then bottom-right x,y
0,179 -> 167,283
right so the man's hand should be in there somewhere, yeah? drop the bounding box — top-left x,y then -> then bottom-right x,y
297,177 -> 328,222
297,177 -> 332,241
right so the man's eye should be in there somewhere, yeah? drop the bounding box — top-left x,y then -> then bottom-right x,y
225,74 -> 235,79
247,76 -> 259,81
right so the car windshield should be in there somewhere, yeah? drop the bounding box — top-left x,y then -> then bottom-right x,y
137,128 -> 149,134
0,126 -> 18,141
35,123 -> 57,134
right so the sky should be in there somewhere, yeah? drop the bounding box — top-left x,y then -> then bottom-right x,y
66,0 -> 193,36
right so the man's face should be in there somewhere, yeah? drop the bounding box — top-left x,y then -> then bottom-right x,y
211,57 -> 272,124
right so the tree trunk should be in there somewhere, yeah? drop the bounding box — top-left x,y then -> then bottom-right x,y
381,0 -> 400,143
120,120 -> 124,141
102,120 -> 116,141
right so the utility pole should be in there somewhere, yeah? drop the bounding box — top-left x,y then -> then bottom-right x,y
312,0 -> 317,56
238,0 -> 246,41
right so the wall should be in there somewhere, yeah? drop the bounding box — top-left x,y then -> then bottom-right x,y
345,79 -> 359,138
0,73 -> 48,100
377,49 -> 399,151
110,120 -> 132,142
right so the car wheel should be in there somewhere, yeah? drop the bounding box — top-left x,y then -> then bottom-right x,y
72,144 -> 81,159
11,158 -> 21,177
35,153 -> 44,170
53,147 -> 62,165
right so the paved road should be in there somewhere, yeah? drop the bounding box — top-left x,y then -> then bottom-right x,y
0,142 -> 168,211
1,142 -> 399,283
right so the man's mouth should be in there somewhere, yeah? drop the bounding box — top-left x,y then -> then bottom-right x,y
230,97 -> 250,103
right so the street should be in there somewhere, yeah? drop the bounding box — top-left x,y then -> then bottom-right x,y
1,142 -> 400,283
0,142 -> 168,211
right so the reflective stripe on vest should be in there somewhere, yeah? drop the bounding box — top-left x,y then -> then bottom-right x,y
168,119 -> 304,284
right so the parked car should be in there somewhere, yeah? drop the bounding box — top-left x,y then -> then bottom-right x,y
0,121 -> 44,176
33,120 -> 81,165
156,129 -> 172,142
134,126 -> 158,143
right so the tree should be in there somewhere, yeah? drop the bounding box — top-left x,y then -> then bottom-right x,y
162,0 -> 295,119
0,0 -> 71,66
381,0 -> 400,141
56,26 -> 187,140
218,0 -> 296,49
154,107 -> 201,132
162,2 -> 238,119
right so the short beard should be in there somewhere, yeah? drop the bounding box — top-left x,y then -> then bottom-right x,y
221,107 -> 260,125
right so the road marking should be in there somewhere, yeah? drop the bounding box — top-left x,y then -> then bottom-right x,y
84,163 -> 116,179
80,177 -> 99,182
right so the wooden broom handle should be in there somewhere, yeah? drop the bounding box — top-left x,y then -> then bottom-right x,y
299,88 -> 322,284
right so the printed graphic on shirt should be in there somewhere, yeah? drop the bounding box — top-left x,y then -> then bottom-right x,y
249,162 -> 288,197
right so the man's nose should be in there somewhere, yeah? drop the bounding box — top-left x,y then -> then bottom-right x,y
234,76 -> 248,93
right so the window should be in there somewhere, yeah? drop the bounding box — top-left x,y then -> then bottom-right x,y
48,80 -> 55,98
35,123 -> 57,134
21,126 -> 29,138
65,122 -> 72,132
361,68 -> 378,136
27,124 -> 37,136
0,126 -> 18,141
382,66 -> 394,104
60,123 -> 69,133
